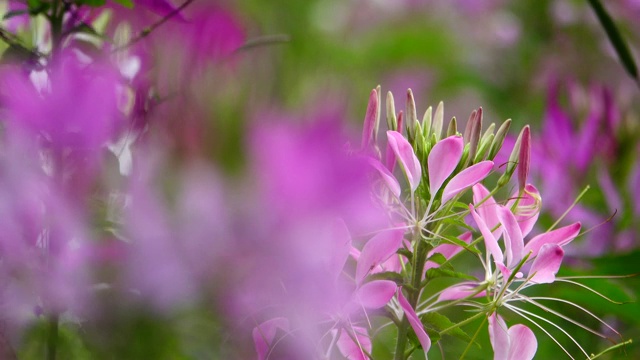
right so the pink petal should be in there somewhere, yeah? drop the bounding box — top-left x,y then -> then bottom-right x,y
528,244 -> 564,284
506,184 -> 540,237
355,280 -> 397,309
488,314 -> 509,360
329,219 -> 352,280
470,205 -> 504,264
496,207 -> 524,267
507,324 -> 537,360
397,289 -> 431,353
523,222 -> 581,257
356,229 -> 404,283
387,131 -> 421,192
441,160 -> 493,203
337,326 -> 372,360
472,184 -> 503,239
361,89 -> 379,149
368,158 -> 401,198
428,135 -> 463,195
253,317 -> 290,360
437,284 -> 486,302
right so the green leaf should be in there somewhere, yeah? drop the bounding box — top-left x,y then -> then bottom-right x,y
366,271 -> 405,285
422,312 -> 472,343
76,0 -> 107,7
587,0 -> 639,82
3,9 -> 30,20
438,233 -> 480,255
427,253 -> 454,271
425,267 -> 477,281
111,0 -> 134,8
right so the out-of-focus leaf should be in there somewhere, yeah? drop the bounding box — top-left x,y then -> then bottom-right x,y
587,0 -> 639,82
422,312 -> 473,343
3,10 -> 30,20
111,0 -> 134,8
426,268 -> 476,281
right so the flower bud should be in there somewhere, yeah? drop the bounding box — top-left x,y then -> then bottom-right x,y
474,133 -> 494,163
467,107 -> 482,165
463,109 -> 477,142
447,116 -> 457,137
405,89 -> 418,140
374,85 -> 381,138
432,101 -> 444,141
386,91 -> 397,131
497,123 -> 523,187
488,118 -> 511,160
517,125 -> 531,192
422,106 -> 432,141
361,88 -> 378,149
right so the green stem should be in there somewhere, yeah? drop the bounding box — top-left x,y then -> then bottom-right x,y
46,313 -> 59,360
394,232 -> 430,360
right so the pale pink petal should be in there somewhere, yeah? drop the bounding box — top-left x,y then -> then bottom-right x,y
441,161 -> 493,203
428,135 -> 463,195
506,184 -> 540,237
528,244 -> 564,284
473,184 -> 503,239
437,284 -> 486,302
361,89 -> 379,149
387,131 -> 421,192
397,289 -> 431,353
368,158 -> 401,198
507,324 -> 537,360
488,314 -> 509,360
356,229 -> 404,283
337,326 -> 372,360
329,219 -> 352,280
253,317 -> 290,360
496,207 -> 524,267
496,261 -> 512,281
470,205 -> 504,264
523,222 -> 581,257
355,280 -> 397,309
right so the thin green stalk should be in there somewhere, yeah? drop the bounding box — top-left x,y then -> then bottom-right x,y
459,316 -> 487,360
46,313 -> 59,360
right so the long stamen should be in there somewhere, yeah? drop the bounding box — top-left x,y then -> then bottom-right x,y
505,304 -> 575,360
525,296 -> 622,339
507,304 -> 590,359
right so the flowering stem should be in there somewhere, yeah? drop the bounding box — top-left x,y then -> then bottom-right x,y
394,231 -> 429,360
46,313 -> 59,360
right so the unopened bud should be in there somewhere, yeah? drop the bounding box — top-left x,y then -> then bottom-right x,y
374,85 -> 382,141
386,91 -> 397,131
405,89 -> 418,140
422,106 -> 432,141
447,116 -> 458,137
474,133 -> 494,163
488,118 -> 511,160
432,101 -> 444,141
517,125 -> 531,192
361,88 -> 378,149
463,109 -> 477,142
